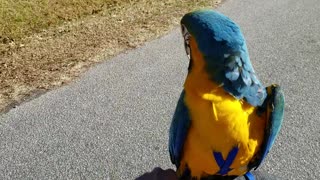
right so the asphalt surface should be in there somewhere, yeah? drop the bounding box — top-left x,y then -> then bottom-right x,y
1,0 -> 319,179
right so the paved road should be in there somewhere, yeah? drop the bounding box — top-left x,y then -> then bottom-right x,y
1,0 -> 319,179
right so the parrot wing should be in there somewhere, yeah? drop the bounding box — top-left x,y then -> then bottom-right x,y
220,52 -> 267,107
169,90 -> 191,168
249,84 -> 285,170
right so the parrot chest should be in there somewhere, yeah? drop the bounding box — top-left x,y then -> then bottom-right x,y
179,92 -> 266,178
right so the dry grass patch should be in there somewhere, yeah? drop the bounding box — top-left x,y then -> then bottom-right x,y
1,0 -> 121,40
0,0 -> 221,113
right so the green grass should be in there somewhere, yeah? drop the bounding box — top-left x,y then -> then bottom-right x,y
0,0 -> 129,41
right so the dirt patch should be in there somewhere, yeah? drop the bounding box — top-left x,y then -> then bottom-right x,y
0,0 -> 222,113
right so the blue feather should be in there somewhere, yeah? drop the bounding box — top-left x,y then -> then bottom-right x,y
225,57 -> 237,69
225,67 -> 240,81
235,56 -> 242,66
249,85 -> 285,170
232,77 -> 248,94
244,172 -> 255,180
243,84 -> 265,106
250,74 -> 259,84
169,90 -> 191,167
241,69 -> 252,86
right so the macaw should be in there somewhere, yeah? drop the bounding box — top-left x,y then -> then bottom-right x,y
169,10 -> 285,180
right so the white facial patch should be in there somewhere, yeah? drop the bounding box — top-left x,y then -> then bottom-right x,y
181,24 -> 191,59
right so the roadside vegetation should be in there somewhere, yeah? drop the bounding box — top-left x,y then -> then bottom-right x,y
0,0 -> 221,113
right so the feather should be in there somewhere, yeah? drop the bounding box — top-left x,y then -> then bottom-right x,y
169,90 -> 191,167
250,73 -> 259,84
241,69 -> 252,86
248,85 -> 285,169
235,56 -> 242,66
225,67 -> 240,81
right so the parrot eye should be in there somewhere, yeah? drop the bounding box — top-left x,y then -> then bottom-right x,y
181,24 -> 191,60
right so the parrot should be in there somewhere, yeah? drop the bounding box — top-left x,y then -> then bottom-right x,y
169,10 -> 285,180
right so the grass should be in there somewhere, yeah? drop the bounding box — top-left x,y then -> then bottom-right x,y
0,0 -> 221,113
0,0 -> 122,41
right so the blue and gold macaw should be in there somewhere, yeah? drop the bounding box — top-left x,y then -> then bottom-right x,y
169,10 -> 285,180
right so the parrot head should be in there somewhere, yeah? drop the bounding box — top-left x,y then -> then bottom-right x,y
180,9 -> 266,106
